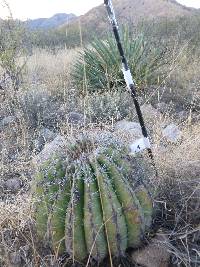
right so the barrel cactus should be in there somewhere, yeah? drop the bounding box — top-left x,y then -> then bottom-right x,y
33,137 -> 153,264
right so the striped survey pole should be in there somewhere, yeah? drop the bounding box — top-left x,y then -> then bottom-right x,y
104,0 -> 156,166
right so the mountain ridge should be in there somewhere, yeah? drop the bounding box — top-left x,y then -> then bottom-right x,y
25,13 -> 76,30
1,0 -> 199,31
61,0 -> 197,32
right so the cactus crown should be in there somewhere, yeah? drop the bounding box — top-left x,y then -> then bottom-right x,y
34,136 -> 153,264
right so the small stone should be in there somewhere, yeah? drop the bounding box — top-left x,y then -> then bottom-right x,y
9,251 -> 22,266
115,120 -> 142,135
0,116 -> 16,128
141,103 -> 161,119
156,102 -> 169,113
0,180 -> 5,194
177,110 -> 189,122
40,128 -> 57,141
33,135 -> 67,166
4,178 -> 22,193
114,120 -> 143,147
34,128 -> 57,153
66,112 -> 85,125
132,234 -> 170,267
162,124 -> 182,143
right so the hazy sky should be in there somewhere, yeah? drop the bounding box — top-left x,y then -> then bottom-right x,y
1,0 -> 200,20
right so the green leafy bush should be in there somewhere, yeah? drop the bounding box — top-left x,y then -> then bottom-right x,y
71,27 -> 165,94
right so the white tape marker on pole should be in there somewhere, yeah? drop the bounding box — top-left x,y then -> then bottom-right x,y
107,0 -> 118,27
122,68 -> 135,90
129,137 -> 151,154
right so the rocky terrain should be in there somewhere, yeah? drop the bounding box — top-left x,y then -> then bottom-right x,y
0,0 -> 199,266
61,0 -> 197,34
0,71 -> 199,266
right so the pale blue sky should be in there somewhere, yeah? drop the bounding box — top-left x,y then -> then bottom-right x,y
177,0 -> 200,8
1,0 -> 200,20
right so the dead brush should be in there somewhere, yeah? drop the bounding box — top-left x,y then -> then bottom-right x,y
0,194 -> 34,266
153,124 -> 200,266
25,48 -> 80,99
0,194 -> 59,267
155,179 -> 200,267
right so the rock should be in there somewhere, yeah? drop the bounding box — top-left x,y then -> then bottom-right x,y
40,127 -> 57,141
114,120 -> 143,146
129,103 -> 164,129
34,128 -> 57,153
42,103 -> 67,127
3,178 -> 22,193
132,234 -> 170,267
0,116 -> 16,128
115,120 -> 142,135
43,106 -> 86,128
176,110 -> 190,122
162,124 -> 182,143
156,102 -> 169,114
66,112 -> 85,125
0,180 -> 4,194
34,137 -> 45,153
33,135 -> 67,166
9,251 -> 22,267
84,129 -> 122,148
141,103 -> 161,120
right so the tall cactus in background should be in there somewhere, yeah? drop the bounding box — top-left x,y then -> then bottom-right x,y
33,137 -> 153,264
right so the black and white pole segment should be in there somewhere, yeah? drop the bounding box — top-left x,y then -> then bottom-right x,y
104,0 -> 155,163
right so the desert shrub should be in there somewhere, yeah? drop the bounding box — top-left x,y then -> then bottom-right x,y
0,17 -> 29,91
155,177 -> 200,267
137,14 -> 200,57
82,89 -> 134,123
30,28 -> 70,51
30,22 -> 82,50
17,88 -> 58,129
71,27 -> 166,94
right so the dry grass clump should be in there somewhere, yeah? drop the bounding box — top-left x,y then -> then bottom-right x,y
0,33 -> 199,266
0,194 -> 64,267
0,116 -> 31,167
165,57 -> 200,111
25,48 -> 80,98
154,178 -> 200,266
153,124 -> 200,267
154,124 -> 200,179
0,194 -> 32,228
0,194 -> 33,266
0,123 -> 199,266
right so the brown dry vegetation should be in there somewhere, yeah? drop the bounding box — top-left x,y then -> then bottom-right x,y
0,4 -> 200,265
0,46 -> 199,267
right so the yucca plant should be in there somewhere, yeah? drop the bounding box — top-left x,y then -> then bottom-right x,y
33,137 -> 153,264
71,26 -> 165,94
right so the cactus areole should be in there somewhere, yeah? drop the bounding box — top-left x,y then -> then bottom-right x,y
34,138 -> 153,264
